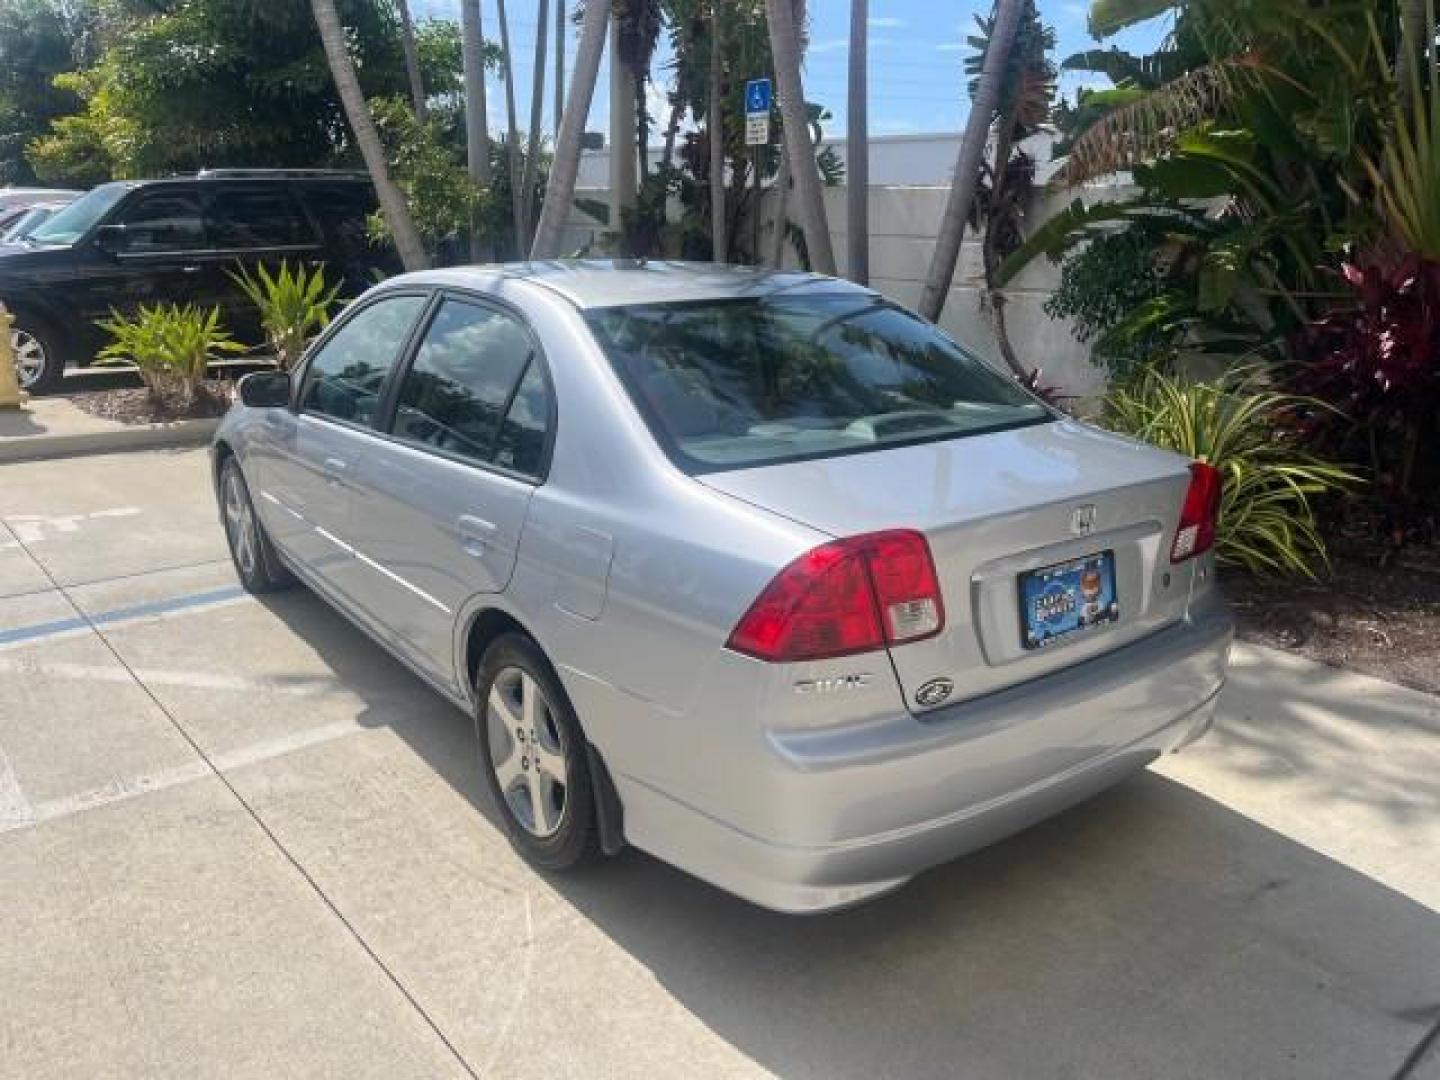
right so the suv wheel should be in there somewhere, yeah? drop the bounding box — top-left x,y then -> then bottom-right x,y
10,318 -> 63,395
476,633 -> 599,871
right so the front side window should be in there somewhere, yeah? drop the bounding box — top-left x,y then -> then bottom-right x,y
585,295 -> 1049,472
206,187 -> 309,249
118,190 -> 206,253
26,183 -> 131,247
391,299 -> 547,474
301,294 -> 427,426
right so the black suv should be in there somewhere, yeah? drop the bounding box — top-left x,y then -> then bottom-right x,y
0,169 -> 399,393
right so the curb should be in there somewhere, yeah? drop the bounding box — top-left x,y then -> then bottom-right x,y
0,416 -> 219,464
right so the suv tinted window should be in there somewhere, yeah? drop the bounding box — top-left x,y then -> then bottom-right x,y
119,189 -> 205,252
298,182 -> 377,258
207,187 -> 310,249
301,294 -> 427,426
391,299 -> 541,470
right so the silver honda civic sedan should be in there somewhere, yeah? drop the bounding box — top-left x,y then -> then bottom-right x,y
213,260 -> 1232,913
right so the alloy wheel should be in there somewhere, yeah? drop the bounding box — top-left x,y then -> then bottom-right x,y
222,469 -> 258,579
11,328 -> 46,390
486,666 -> 569,838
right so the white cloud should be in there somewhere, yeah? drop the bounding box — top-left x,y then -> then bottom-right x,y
935,42 -> 966,52
868,16 -> 905,28
809,37 -> 848,54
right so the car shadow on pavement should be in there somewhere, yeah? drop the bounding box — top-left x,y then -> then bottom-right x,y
258,590 -> 1440,1080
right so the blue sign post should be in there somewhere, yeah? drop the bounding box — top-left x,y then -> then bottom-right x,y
745,78 -> 773,115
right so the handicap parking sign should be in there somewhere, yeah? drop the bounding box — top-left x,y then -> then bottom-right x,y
745,78 -> 772,115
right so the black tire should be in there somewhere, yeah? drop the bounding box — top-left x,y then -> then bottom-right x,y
475,633 -> 599,871
219,457 -> 295,594
9,314 -> 65,395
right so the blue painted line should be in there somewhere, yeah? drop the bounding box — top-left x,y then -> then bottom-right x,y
0,585 -> 247,648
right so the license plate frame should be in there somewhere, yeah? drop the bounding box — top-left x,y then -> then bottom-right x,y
1018,550 -> 1120,650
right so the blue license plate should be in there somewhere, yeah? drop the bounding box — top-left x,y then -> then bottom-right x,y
1019,551 -> 1119,650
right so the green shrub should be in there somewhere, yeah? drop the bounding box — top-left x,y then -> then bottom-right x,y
1102,370 -> 1360,578
228,260 -> 340,370
97,303 -> 243,405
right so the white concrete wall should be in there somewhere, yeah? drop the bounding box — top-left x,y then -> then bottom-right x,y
558,179 -> 1123,403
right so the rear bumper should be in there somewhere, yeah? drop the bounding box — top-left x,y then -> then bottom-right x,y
616,596 -> 1232,913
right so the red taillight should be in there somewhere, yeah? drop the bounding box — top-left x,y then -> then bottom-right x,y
727,530 -> 945,662
1170,461 -> 1222,563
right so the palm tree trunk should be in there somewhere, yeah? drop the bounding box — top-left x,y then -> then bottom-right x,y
530,0 -> 609,258
767,0 -> 803,268
461,0 -> 491,260
982,103 -> 1027,377
764,0 -> 835,275
520,0 -> 550,248
495,0 -> 526,252
917,0 -> 1022,322
710,2 -> 726,262
310,0 -> 429,271
845,0 -> 867,284
554,0 -> 566,126
397,0 -> 427,120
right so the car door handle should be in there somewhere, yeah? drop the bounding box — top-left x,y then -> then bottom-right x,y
457,514 -> 496,557
322,457 -> 348,486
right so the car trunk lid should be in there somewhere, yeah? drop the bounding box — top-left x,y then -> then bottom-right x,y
700,419 -> 1197,709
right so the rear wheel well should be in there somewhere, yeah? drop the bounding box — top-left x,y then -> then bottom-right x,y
464,608 -> 530,693
463,608 -> 626,853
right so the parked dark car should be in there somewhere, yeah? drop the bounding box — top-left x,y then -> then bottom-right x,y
0,169 -> 399,393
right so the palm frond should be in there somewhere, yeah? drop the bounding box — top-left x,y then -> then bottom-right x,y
1056,53 -> 1263,187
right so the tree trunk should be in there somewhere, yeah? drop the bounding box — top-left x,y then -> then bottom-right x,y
608,18 -> 637,246
845,0 -> 867,284
917,0 -> 1023,322
495,0 -> 526,253
397,0 -> 427,120
764,0 -> 835,275
710,2 -> 726,262
520,0 -> 550,248
767,0 -> 803,268
982,103 -> 1027,377
531,0 -> 609,258
554,0 -> 566,127
310,0 -> 429,271
461,0 -> 491,260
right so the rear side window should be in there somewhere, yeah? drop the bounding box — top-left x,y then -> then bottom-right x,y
118,190 -> 205,252
301,294 -> 427,426
298,182 -> 378,258
206,187 -> 310,249
585,296 -> 1049,472
390,299 -> 547,475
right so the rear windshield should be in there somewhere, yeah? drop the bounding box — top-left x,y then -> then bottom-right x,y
585,295 -> 1050,472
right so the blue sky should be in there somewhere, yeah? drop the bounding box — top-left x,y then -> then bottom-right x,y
414,1 -> 1170,141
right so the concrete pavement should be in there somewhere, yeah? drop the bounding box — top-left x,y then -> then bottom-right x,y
1,447 -> 1437,1079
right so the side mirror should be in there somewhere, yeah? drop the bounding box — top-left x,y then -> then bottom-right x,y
94,223 -> 127,256
238,370 -> 291,409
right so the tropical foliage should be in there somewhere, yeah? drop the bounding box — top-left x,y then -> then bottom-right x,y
1103,370 -> 1358,576
227,262 -> 341,372
97,303 -> 244,405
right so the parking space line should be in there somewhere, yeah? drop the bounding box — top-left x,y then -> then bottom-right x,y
0,720 -> 363,835
0,585 -> 249,649
0,743 -> 34,828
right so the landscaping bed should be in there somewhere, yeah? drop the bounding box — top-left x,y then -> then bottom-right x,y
67,380 -> 234,425
1232,545 -> 1440,695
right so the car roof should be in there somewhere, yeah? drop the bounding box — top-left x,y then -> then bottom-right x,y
401,259 -> 877,310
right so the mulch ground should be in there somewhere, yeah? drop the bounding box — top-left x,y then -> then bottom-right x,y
68,380 -> 234,425
1231,545 -> 1440,695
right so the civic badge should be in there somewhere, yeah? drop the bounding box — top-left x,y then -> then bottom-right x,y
1070,504 -> 1097,537
915,677 -> 954,707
